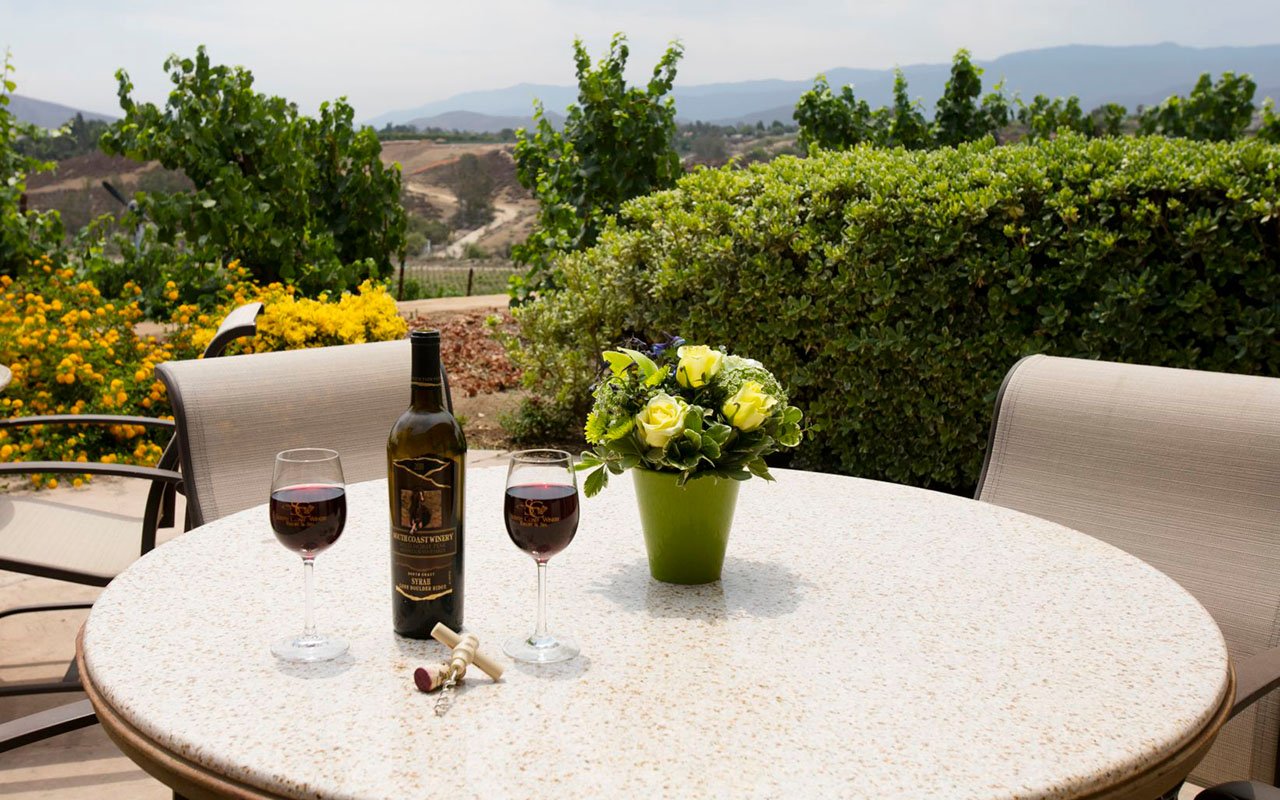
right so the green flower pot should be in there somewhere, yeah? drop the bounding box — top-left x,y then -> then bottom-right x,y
632,468 -> 741,584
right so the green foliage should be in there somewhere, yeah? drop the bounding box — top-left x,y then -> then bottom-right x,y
100,46 -> 405,295
933,50 -> 1009,146
794,75 -> 886,150
887,70 -> 930,150
0,56 -> 64,276
1091,103 -> 1128,137
1018,95 -> 1091,141
1138,72 -> 1257,141
511,34 -> 683,301
795,53 -> 1011,151
509,135 -> 1280,494
377,124 -> 517,144
1260,100 -> 1280,144
13,113 -> 111,161
450,153 -> 495,228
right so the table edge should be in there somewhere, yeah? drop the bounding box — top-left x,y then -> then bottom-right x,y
79,620 -> 1237,800
78,625 -> 282,800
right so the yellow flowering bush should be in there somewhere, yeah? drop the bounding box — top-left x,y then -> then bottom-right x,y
3,258 -> 407,486
167,271 -> 407,358
0,257 -> 172,488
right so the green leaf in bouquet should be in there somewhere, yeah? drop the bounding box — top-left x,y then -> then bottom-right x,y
747,458 -> 774,481
575,451 -> 603,470
583,467 -> 608,498
584,411 -> 606,443
617,347 -> 660,378
604,417 -> 635,442
620,454 -> 641,470
612,435 -> 642,456
682,407 -> 705,433
777,426 -> 802,448
700,436 -> 722,460
602,350 -> 636,377
704,423 -> 732,446
682,428 -> 702,449
646,447 -> 666,461
643,366 -> 670,387
782,406 -> 803,426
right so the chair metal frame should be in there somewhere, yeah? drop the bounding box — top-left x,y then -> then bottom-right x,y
0,302 -> 262,753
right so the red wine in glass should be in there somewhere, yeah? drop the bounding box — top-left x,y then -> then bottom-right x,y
502,450 -> 580,664
270,483 -> 347,555
504,483 -> 579,561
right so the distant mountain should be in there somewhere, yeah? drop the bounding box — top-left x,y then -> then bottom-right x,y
405,109 -> 565,134
368,84 -> 577,129
367,43 -> 1280,129
8,95 -> 116,128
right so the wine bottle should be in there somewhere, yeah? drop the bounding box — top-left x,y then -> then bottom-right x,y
387,330 -> 467,637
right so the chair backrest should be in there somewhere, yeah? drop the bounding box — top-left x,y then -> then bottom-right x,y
978,354 -> 1280,787
158,339 -> 420,527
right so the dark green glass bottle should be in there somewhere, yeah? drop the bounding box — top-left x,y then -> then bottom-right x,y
387,330 -> 466,637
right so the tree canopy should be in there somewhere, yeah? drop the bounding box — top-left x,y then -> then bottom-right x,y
101,46 -> 405,293
511,34 -> 683,301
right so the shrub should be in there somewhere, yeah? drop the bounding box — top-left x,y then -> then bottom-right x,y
3,262 -> 407,479
0,258 -> 172,486
510,135 -> 1280,494
168,276 -> 407,356
1,57 -> 64,277
100,46 -> 405,295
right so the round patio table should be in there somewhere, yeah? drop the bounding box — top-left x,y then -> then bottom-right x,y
78,467 -> 1232,800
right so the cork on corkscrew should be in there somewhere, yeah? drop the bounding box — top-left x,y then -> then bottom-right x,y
412,623 -> 505,694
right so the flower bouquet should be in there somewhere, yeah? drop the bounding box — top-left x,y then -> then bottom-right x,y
577,341 -> 803,583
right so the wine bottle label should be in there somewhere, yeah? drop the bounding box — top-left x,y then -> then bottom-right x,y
390,456 -> 458,602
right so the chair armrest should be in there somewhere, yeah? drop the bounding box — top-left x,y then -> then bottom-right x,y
1231,646 -> 1280,718
0,699 -> 96,754
202,301 -> 263,359
0,415 -> 175,430
0,461 -> 183,484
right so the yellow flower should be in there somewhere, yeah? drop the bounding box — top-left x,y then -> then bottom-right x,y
722,381 -> 778,432
636,393 -> 689,449
675,345 -> 723,389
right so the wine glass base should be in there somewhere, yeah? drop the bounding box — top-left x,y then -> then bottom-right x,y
271,633 -> 349,663
503,633 -> 579,664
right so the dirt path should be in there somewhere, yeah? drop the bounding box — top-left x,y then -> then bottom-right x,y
444,200 -> 520,257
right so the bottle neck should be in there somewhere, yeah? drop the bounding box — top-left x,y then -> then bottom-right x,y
411,341 -> 446,412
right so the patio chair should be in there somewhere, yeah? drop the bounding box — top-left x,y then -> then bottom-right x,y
977,354 -> 1280,790
157,337 -> 452,527
0,302 -> 262,752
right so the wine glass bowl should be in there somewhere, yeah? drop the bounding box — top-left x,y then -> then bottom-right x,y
503,449 -> 580,664
269,448 -> 349,663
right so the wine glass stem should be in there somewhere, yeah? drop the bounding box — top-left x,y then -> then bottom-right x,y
303,556 -> 316,638
534,561 -> 549,641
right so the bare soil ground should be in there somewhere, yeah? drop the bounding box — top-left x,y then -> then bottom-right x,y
381,141 -> 536,258
401,306 -> 524,450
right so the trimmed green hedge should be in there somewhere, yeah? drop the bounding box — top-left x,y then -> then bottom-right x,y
511,135 -> 1280,493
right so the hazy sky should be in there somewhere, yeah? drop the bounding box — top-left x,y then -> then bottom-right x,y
4,0 -> 1278,119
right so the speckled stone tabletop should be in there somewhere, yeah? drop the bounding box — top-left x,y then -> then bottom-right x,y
82,466 -> 1229,799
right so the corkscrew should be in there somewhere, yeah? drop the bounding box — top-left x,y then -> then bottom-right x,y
413,623 -> 505,716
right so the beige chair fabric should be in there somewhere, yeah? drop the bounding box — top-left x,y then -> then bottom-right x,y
0,496 -> 145,582
157,339 -> 412,527
978,354 -> 1280,787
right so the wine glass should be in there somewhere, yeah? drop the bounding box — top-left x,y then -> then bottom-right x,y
503,449 -> 580,663
269,448 -> 349,662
